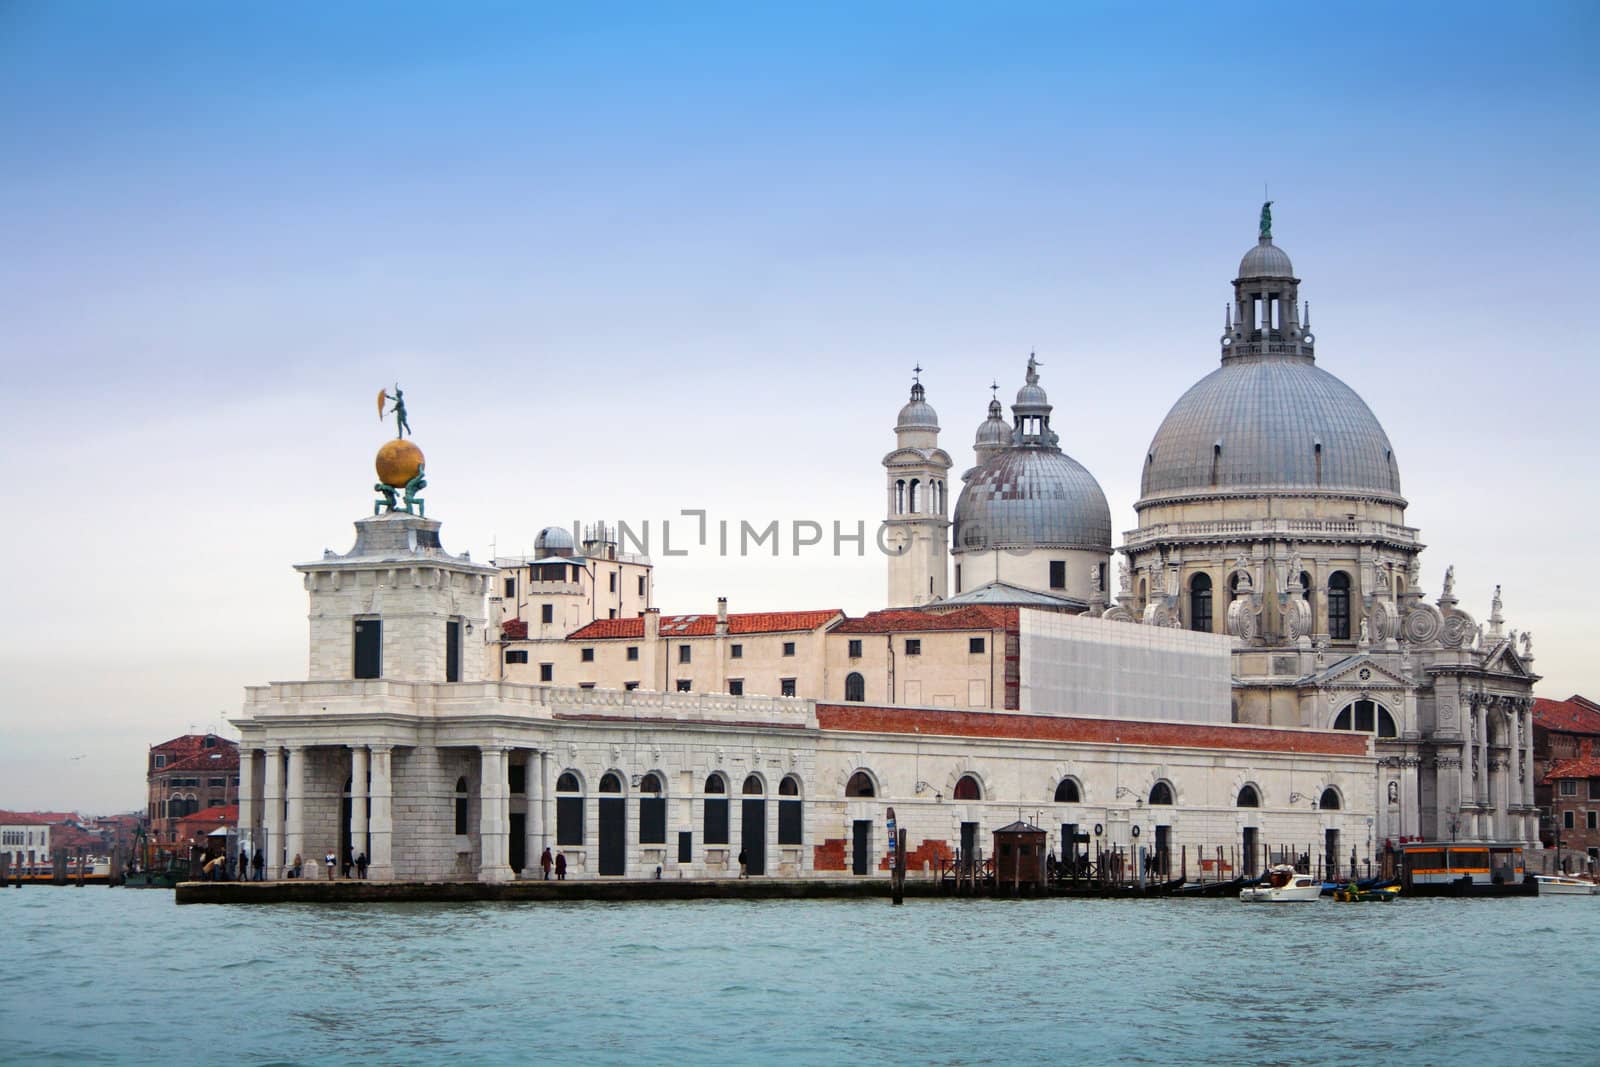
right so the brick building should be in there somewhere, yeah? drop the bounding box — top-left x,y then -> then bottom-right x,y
147,734 -> 239,851
1532,695 -> 1600,863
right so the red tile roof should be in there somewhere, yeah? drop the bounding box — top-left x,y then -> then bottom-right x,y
817,704 -> 1371,756
1544,758 -> 1600,782
568,610 -> 843,641
831,607 -> 1017,634
0,811 -> 80,826
151,734 -> 240,773
175,805 -> 238,837
1533,695 -> 1600,736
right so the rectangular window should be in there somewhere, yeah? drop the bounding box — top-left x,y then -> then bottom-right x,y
624,681 -> 639,691
1049,561 -> 1067,590
640,796 -> 667,844
579,682 -> 595,689
905,638 -> 922,656
541,604 -> 554,624
1590,779 -> 1600,801
778,799 -> 802,845
208,777 -> 226,788
354,619 -> 382,679
954,563 -> 961,593
782,641 -> 796,657
731,644 -> 743,659
969,637 -> 985,654
609,572 -> 617,593
678,831 -> 693,863
508,765 -> 526,794
539,663 -> 554,682
445,618 -> 461,682
1564,810 -> 1575,829
676,679 -> 692,692
504,649 -> 528,664
153,754 -> 166,769
780,678 -> 796,698
626,646 -> 639,661
581,647 -> 595,662
847,639 -> 862,658
556,797 -> 584,845
504,577 -> 515,598
728,679 -> 744,696
1560,780 -> 1578,797
679,644 -> 692,664
454,793 -> 468,836
1589,812 -> 1598,831
705,798 -> 729,845
638,575 -> 647,596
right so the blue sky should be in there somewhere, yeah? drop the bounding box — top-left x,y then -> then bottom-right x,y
1,2 -> 1595,811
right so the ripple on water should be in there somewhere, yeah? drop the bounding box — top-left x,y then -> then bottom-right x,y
2,891 -> 1596,1066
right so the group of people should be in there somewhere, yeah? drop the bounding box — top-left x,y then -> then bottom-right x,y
322,848 -> 369,880
537,848 -> 568,879
214,848 -> 268,882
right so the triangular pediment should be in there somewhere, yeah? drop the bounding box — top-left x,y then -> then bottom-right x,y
1309,653 -> 1410,689
1481,640 -> 1533,679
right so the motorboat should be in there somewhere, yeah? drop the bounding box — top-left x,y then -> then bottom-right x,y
1534,874 -> 1599,896
1239,864 -> 1322,902
1333,883 -> 1401,903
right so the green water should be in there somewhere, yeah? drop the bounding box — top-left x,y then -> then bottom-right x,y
2,887 -> 1592,1065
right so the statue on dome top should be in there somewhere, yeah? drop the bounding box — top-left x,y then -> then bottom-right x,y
1025,352 -> 1041,385
1259,200 -> 1274,239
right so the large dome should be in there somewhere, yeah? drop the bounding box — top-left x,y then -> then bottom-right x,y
954,448 -> 1112,552
1140,357 -> 1402,504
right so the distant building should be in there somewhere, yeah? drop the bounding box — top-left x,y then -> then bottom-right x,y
147,734 -> 239,851
175,804 -> 239,863
0,814 -> 54,872
1533,694 -> 1600,866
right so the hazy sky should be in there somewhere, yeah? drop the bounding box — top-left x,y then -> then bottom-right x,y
2,2 -> 1595,813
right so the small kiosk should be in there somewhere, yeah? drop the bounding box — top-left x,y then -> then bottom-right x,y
993,821 -> 1048,892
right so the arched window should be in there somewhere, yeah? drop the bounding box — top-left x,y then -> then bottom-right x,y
844,672 -> 865,702
1237,784 -> 1260,808
453,776 -> 468,836
742,775 -> 764,795
1300,571 -> 1313,620
704,774 -> 730,844
895,480 -> 905,515
778,775 -> 803,845
598,773 -> 623,793
845,771 -> 876,797
1137,577 -> 1147,612
1189,573 -> 1212,633
953,775 -> 981,800
704,774 -> 726,794
1319,787 -> 1342,811
556,772 -> 581,793
1333,699 -> 1397,737
1149,781 -> 1174,805
638,773 -> 665,845
908,479 -> 920,514
639,773 -> 662,794
1328,571 -> 1351,639
779,775 -> 801,796
1054,778 -> 1081,803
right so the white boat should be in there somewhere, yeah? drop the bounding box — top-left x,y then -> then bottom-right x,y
1240,864 -> 1323,902
1534,874 -> 1598,896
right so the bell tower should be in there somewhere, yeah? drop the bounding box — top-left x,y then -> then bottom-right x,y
883,369 -> 952,607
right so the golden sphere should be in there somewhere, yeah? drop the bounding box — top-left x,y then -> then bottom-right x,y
375,438 -> 425,488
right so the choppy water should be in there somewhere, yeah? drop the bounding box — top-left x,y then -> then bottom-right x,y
2,887 -> 1595,1065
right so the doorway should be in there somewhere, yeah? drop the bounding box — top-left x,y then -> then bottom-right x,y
1154,824 -> 1171,877
1325,828 -> 1340,881
598,797 -> 626,876
509,813 -> 525,874
742,799 -> 766,876
1242,826 -> 1259,877
961,821 -> 979,875
852,820 -> 872,875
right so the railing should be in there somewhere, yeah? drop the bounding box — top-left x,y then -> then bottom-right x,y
1123,517 -> 1419,546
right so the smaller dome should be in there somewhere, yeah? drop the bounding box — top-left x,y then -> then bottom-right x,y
897,381 -> 939,431
534,526 -> 576,558
975,399 -> 1009,448
1238,236 -> 1295,279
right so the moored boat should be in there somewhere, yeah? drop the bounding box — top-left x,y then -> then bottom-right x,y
1534,874 -> 1599,896
1333,883 -> 1400,903
1240,864 -> 1322,902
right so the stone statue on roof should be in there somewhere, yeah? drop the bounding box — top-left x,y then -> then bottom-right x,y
1259,200 -> 1274,239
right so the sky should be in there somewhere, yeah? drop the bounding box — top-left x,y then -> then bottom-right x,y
1,2 -> 1596,813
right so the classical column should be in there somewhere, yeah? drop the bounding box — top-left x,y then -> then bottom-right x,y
1521,708 -> 1537,845
262,746 -> 284,877
350,745 -> 370,863
523,749 -> 543,879
238,748 -> 257,856
369,745 -> 394,880
479,746 -> 513,882
1400,758 -> 1421,839
284,745 -> 306,877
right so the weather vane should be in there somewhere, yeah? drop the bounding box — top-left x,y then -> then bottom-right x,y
912,363 -> 922,384
373,384 -> 426,516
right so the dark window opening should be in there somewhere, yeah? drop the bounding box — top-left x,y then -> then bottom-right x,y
1189,573 -> 1213,633
1328,571 -> 1351,640
354,619 -> 382,679
743,775 -> 763,795
845,771 -> 875,797
445,619 -> 461,682
626,646 -> 639,661
556,772 -> 580,792
905,639 -> 922,656
953,775 -> 981,800
1237,785 -> 1260,807
731,644 -> 743,659
1149,781 -> 1174,805
780,678 -> 796,697
504,577 -> 515,598
1319,788 -> 1341,811
599,773 -> 622,793
847,639 -> 862,658
539,663 -> 553,682
728,679 -> 744,696
541,604 -> 554,624
969,637 -> 985,654
504,649 -> 528,664
1049,561 -> 1066,589
581,647 -> 595,662
678,644 -> 692,664
844,672 -> 865,702
1054,778 -> 1080,803
508,765 -> 526,794
676,679 -> 692,692
453,776 -> 468,835
782,641 -> 796,657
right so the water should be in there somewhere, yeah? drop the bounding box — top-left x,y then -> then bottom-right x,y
2,888 -> 1594,1066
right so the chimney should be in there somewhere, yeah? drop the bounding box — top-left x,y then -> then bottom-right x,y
716,597 -> 729,635
644,607 -> 660,643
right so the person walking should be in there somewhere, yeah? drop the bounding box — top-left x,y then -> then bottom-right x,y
253,848 -> 265,881
555,852 -> 567,880
738,848 -> 748,878
356,851 -> 368,879
325,849 -> 337,880
540,848 -> 553,880
237,850 -> 249,881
